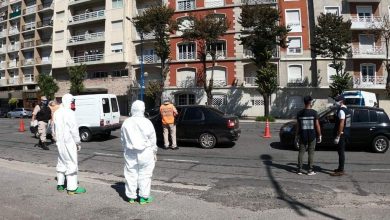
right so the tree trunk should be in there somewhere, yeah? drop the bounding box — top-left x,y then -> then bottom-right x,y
263,94 -> 270,117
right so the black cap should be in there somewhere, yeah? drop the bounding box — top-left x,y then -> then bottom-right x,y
334,95 -> 345,102
303,95 -> 313,105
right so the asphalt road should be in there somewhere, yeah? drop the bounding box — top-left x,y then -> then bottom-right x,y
0,118 -> 389,219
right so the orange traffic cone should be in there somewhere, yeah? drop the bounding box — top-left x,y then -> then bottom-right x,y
263,119 -> 271,138
19,119 -> 25,132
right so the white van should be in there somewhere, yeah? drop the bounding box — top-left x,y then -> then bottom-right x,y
342,90 -> 378,107
73,94 -> 121,142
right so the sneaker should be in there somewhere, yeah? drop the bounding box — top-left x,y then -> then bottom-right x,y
330,171 -> 345,176
307,171 -> 317,176
57,185 -> 65,192
171,147 -> 179,150
139,197 -> 153,205
128,198 -> 137,204
296,170 -> 303,175
67,186 -> 86,195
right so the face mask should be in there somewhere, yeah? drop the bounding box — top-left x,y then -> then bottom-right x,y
334,101 -> 342,107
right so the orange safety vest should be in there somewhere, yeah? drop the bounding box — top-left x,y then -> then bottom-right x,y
160,103 -> 177,125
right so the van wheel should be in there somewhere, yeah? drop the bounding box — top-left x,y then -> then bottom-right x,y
80,128 -> 92,142
372,135 -> 389,153
199,133 -> 216,149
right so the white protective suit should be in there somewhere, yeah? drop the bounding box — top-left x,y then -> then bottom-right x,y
121,100 -> 157,199
54,94 -> 81,191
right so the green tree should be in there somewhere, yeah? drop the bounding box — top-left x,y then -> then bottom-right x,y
133,5 -> 177,105
68,64 -> 86,95
181,13 -> 229,105
145,81 -> 163,108
8,97 -> 19,109
311,13 -> 352,97
37,74 -> 59,100
239,4 -> 289,116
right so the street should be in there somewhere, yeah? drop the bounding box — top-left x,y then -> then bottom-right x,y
0,118 -> 389,220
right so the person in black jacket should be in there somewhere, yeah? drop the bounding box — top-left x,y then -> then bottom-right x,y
295,96 -> 322,175
34,96 -> 52,150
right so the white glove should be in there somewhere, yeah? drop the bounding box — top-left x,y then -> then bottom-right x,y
317,136 -> 322,144
333,136 -> 340,145
76,144 -> 81,151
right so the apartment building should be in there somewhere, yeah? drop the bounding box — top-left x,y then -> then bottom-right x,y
52,0 -> 133,114
0,0 -> 53,108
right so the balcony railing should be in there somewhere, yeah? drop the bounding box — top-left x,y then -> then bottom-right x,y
69,10 -> 105,23
205,0 -> 224,8
36,38 -> 52,46
0,1 -> 8,8
350,16 -> 382,29
8,61 -> 17,68
206,50 -> 227,60
36,19 -> 53,28
22,22 -> 35,31
68,32 -> 104,43
244,77 -> 257,86
353,75 -> 385,88
0,47 -> 5,53
177,0 -> 195,11
243,48 -> 279,58
8,77 -> 19,85
9,10 -> 21,19
178,52 -> 196,60
8,28 -> 19,35
288,47 -> 302,54
71,53 -> 104,63
138,54 -> 160,64
212,80 -> 226,87
38,2 -> 53,11
177,79 -> 196,87
8,43 -> 20,51
241,0 -> 277,4
23,74 -> 34,83
0,61 -> 6,69
21,59 -> 34,66
0,78 -> 7,86
352,46 -> 384,56
22,40 -> 34,49
0,30 -> 6,37
35,56 -> 51,64
23,5 -> 36,15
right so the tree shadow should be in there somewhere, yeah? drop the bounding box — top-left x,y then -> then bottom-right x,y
260,154 -> 344,220
90,135 -> 119,143
270,141 -> 367,153
111,182 -> 128,202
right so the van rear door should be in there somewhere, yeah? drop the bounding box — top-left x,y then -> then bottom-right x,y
101,97 -> 112,126
110,97 -> 120,124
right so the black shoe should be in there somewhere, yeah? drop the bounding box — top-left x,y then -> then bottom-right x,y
163,146 -> 169,150
41,142 -> 49,150
171,147 -> 179,150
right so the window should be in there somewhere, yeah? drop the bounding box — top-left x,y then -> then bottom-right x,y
288,65 -> 303,83
89,71 -> 108,78
205,0 -> 224,8
352,109 -> 369,123
327,63 -> 337,83
359,34 -> 375,53
176,17 -> 193,36
175,93 -> 195,105
176,68 -> 196,87
285,10 -> 301,32
212,95 -> 226,106
111,43 -> 123,53
112,21 -> 122,30
361,64 -> 376,83
206,67 -> 226,87
183,107 -> 204,121
357,6 -> 372,20
111,98 -> 119,112
178,43 -> 195,60
250,95 -> 264,106
177,0 -> 195,11
102,98 -> 110,113
324,6 -> 340,15
207,41 -> 226,59
112,69 -> 128,77
112,0 -> 123,9
287,37 -> 302,54
370,110 -> 378,122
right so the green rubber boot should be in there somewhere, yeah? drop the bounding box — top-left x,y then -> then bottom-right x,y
57,185 -> 65,192
139,196 -> 153,205
67,187 -> 86,195
128,198 -> 137,204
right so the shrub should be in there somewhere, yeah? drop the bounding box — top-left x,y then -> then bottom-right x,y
255,116 -> 275,122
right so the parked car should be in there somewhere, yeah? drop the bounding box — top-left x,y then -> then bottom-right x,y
0,108 -> 8,118
147,105 -> 241,149
7,108 -> 32,118
279,105 -> 390,153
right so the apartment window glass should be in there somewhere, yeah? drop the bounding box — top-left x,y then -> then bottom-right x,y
89,71 -> 108,78
327,63 -> 337,83
112,21 -> 122,30
361,64 -> 376,82
207,41 -> 227,58
177,0 -> 195,11
112,69 -> 128,77
177,68 -> 196,87
112,0 -> 123,9
175,93 -> 195,106
205,0 -> 224,8
111,43 -> 123,53
286,10 -> 301,32
287,37 -> 302,54
176,17 -> 193,36
288,65 -> 303,83
206,67 -> 226,87
324,6 -> 340,15
178,43 -> 195,60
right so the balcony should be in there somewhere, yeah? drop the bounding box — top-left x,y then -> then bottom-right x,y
70,53 -> 104,64
9,10 -> 21,19
177,79 -> 196,87
0,1 -> 7,8
8,77 -> 19,85
0,61 -> 6,69
36,19 -> 53,29
8,27 -> 19,35
244,77 -> 257,87
23,74 -> 34,83
68,10 -> 105,24
206,50 -> 226,60
350,16 -> 382,30
243,48 -> 279,59
68,32 -> 105,45
177,0 -> 195,11
212,80 -> 226,87
8,43 -> 20,51
353,75 -> 385,89
35,56 -> 51,65
0,47 -> 6,53
22,40 -> 35,49
0,30 -> 6,37
0,78 -> 7,86
21,59 -> 35,66
23,5 -> 36,15
36,38 -> 52,46
288,47 -> 302,54
137,54 -> 160,64
352,46 -> 385,59
8,60 -> 17,68
22,22 -> 35,31
241,0 -> 277,4
178,52 -> 196,60
37,2 -> 53,11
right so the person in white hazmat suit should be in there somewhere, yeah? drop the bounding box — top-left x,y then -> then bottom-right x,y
121,100 -> 157,204
54,93 -> 86,195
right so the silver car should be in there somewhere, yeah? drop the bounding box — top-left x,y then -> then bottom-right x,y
7,108 -> 33,118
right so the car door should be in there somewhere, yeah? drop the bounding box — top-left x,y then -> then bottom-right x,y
178,107 -> 205,141
110,97 -> 120,125
350,109 -> 370,145
101,97 -> 112,126
319,108 -> 337,145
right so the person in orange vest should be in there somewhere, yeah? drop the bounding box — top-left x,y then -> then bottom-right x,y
159,99 -> 178,150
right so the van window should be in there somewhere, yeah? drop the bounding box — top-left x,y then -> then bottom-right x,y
111,98 -> 118,112
102,98 -> 110,113
369,110 -> 378,122
345,98 -> 364,106
352,109 -> 369,123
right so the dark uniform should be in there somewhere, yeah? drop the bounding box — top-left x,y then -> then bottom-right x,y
333,105 -> 351,172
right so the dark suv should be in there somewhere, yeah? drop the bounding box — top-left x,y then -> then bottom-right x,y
279,106 -> 390,153
147,105 -> 241,148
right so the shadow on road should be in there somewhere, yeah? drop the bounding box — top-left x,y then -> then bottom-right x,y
260,154 -> 344,220
270,142 -> 367,153
111,182 -> 128,202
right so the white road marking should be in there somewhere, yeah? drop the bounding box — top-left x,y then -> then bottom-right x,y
161,159 -> 199,163
370,169 -> 390,171
94,152 -> 121,157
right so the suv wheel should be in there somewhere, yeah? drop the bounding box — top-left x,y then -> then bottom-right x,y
80,128 -> 92,142
199,133 -> 216,149
372,135 -> 389,153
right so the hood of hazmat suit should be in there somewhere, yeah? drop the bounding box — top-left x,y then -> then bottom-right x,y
54,93 -> 80,175
121,100 -> 157,152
